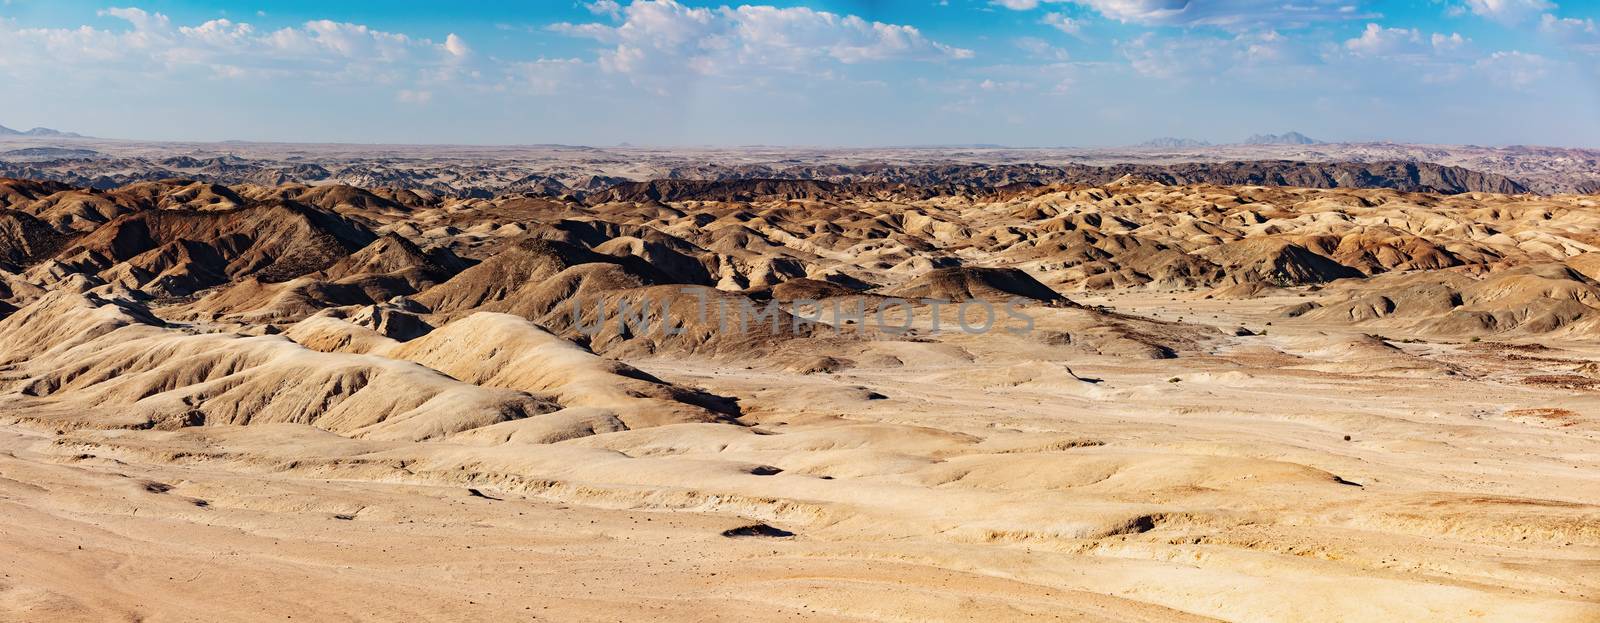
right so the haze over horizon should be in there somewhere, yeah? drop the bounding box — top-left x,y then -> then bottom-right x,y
0,124 -> 1517,149
1,0 -> 1599,147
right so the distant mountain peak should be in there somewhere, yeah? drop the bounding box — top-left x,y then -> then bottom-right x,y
24,128 -> 84,138
0,124 -> 86,138
1138,137 -> 1212,148
1243,131 -> 1320,145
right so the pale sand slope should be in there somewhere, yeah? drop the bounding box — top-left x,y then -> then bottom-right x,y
3,296 -> 1599,622
0,425 -> 1206,623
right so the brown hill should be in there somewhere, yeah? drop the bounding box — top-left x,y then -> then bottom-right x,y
0,210 -> 70,271
1200,238 -> 1364,286
53,200 -> 376,295
415,237 -> 663,316
884,267 -> 1072,304
585,179 -> 852,204
0,178 -> 75,208
174,233 -> 466,323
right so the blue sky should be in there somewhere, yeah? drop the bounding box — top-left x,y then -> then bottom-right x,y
0,0 -> 1597,146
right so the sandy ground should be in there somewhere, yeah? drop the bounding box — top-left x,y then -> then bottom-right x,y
6,425 -> 1198,623
3,292 -> 1598,622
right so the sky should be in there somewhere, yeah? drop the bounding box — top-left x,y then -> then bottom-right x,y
0,0 -> 1597,147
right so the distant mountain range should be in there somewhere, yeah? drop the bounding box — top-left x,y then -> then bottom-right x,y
1137,133 -> 1324,148
0,124 -> 86,138
1138,137 -> 1213,148
1243,131 -> 1321,145
0,147 -> 102,161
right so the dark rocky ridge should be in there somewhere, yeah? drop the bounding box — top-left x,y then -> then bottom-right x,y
585,179 -> 852,204
593,160 -> 1527,201
0,147 -> 102,161
0,155 -> 1533,198
1092,160 -> 1527,195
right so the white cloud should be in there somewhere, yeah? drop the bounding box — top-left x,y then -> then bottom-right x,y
585,0 -> 623,19
1342,24 -> 1469,58
100,6 -> 169,32
1541,14 -> 1600,55
1463,0 -> 1555,24
396,89 -> 432,104
1072,0 -> 1368,26
508,57 -> 587,95
979,78 -> 1029,92
1014,36 -> 1070,60
1540,13 -> 1597,36
1120,33 -> 1226,79
991,0 -> 1046,8
1075,0 -> 1189,23
1119,30 -> 1313,79
551,0 -> 971,86
1324,23 -> 1485,87
178,19 -> 256,49
1473,50 -> 1550,88
444,33 -> 471,58
1242,30 -> 1292,62
1345,24 -> 1421,56
1041,12 -> 1082,35
1431,32 -> 1467,53
0,7 -> 470,87
729,5 -> 971,63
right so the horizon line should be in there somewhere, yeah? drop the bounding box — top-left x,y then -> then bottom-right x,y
0,134 -> 1587,152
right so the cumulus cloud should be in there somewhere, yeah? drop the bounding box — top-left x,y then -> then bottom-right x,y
1119,30 -> 1313,79
0,7 -> 469,86
266,21 -> 424,62
1326,23 -> 1477,86
1343,24 -> 1468,58
979,78 -> 1029,92
1344,24 -> 1421,56
988,0 -> 1376,29
1041,12 -> 1083,35
991,0 -> 1049,9
1473,50 -> 1550,88
1463,0 -> 1555,24
585,0 -> 624,19
1431,32 -> 1468,52
1066,0 -> 1367,27
1074,0 -> 1189,23
100,6 -> 169,32
1115,21 -> 1508,94
508,57 -> 588,95
444,33 -> 471,58
551,0 -> 972,84
1541,14 -> 1600,55
1119,32 -> 1227,79
1014,36 -> 1070,60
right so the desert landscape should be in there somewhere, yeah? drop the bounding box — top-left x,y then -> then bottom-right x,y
8,0 -> 1600,618
1,150 -> 1599,621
